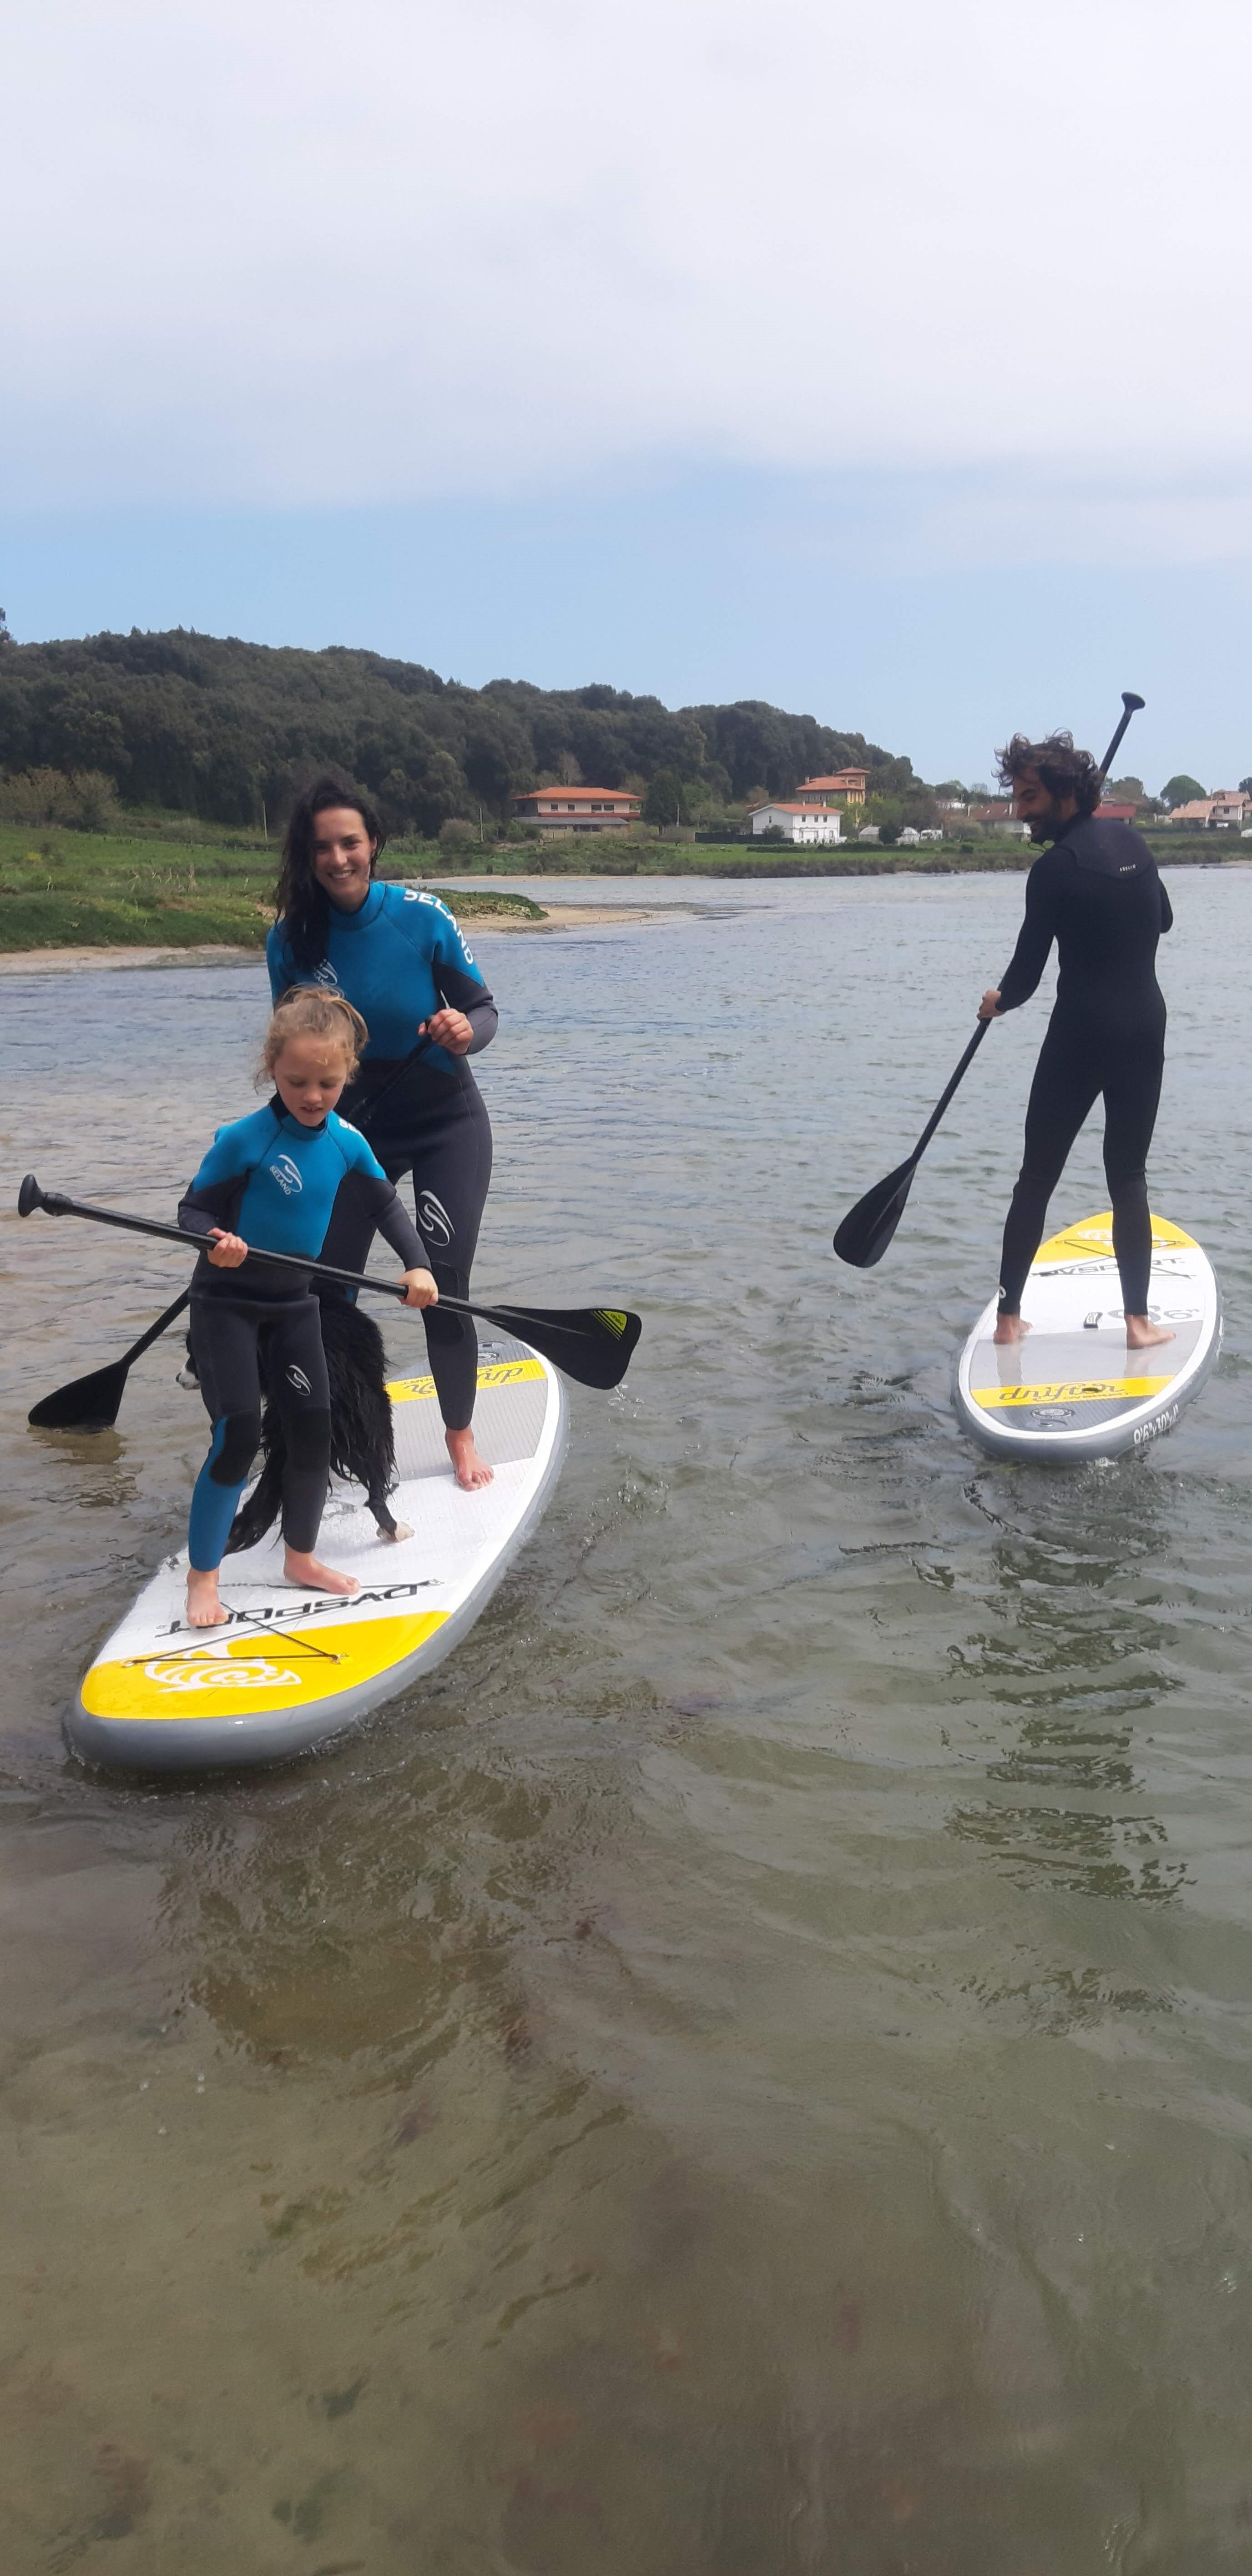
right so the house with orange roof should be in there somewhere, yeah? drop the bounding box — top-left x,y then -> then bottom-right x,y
513,785 -> 641,836
795,769 -> 868,809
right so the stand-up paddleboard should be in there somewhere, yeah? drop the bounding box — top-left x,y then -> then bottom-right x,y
70,1334 -> 566,1772
955,1212 -> 1220,1464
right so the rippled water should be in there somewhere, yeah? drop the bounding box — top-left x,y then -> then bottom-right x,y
2,870 -> 1251,2572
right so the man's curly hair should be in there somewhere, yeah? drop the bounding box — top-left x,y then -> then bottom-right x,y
996,730 -> 1102,816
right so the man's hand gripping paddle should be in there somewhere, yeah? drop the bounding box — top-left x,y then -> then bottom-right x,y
18,1176 -> 641,1394
23,1030 -> 445,1430
833,691 -> 1145,1268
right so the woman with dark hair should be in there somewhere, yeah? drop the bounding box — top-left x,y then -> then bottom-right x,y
977,730 -> 1174,1353
268,775 -> 499,1489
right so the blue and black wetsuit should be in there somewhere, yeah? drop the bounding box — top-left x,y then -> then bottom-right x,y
994,815 -> 1173,1317
268,885 -> 497,1432
178,1102 -> 425,1570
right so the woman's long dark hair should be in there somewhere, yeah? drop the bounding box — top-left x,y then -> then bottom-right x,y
273,775 -> 388,973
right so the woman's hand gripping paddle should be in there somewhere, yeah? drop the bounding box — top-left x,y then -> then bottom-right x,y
22,1030 -> 443,1433
834,691 -> 1145,1269
18,1177 -> 641,1394
833,1020 -> 990,1267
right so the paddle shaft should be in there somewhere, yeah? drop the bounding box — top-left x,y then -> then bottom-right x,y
1097,692 -> 1145,785
907,1019 -> 989,1165
32,1187 -> 456,1307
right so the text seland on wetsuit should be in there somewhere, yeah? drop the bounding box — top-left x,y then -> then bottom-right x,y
178,1102 -> 425,1570
994,814 -> 1173,1318
268,884 -> 498,1431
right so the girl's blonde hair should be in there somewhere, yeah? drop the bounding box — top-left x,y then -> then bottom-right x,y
261,986 -> 369,1087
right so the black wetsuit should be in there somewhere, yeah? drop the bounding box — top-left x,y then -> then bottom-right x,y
994,815 -> 1173,1318
268,886 -> 497,1432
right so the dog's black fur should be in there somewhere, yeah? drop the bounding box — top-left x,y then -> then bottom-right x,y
203,1293 -> 401,1554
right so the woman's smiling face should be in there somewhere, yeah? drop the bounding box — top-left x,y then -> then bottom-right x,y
311,806 -> 376,910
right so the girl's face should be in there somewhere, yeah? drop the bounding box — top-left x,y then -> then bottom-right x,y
272,1035 -> 352,1127
312,805 -> 376,911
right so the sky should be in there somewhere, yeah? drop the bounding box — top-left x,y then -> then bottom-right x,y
4,0 -> 1251,787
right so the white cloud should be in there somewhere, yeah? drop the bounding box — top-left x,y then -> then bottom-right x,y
4,0 -> 1251,547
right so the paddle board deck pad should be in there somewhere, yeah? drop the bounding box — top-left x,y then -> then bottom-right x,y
954,1213 -> 1220,1464
70,1335 -> 566,1771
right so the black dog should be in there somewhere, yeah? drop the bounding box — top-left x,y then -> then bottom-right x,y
181,1294 -> 406,1555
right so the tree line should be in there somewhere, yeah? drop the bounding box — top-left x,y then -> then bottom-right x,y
0,624 -> 914,838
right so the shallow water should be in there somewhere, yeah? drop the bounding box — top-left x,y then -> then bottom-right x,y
2,870 -> 1251,2573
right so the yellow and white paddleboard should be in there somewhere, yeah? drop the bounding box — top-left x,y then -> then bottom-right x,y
954,1212 -> 1220,1464
71,1335 -> 566,1771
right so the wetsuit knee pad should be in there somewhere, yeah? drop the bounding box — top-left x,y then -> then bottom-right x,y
210,1412 -> 262,1485
284,1407 -> 332,1473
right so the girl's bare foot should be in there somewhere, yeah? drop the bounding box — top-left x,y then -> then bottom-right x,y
446,1426 -> 494,1490
1125,1314 -> 1175,1350
283,1548 -> 361,1597
187,1567 -> 228,1628
992,1314 -> 1032,1345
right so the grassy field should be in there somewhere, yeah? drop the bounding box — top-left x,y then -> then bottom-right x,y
0,826 -> 544,951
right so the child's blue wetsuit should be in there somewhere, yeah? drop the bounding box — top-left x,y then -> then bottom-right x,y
268,885 -> 497,1432
178,1101 -> 426,1571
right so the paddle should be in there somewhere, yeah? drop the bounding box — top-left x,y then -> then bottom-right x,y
833,691 -> 1146,1269
833,1021 -> 990,1268
26,1286 -> 193,1432
24,1029 -> 441,1432
18,1176 -> 641,1392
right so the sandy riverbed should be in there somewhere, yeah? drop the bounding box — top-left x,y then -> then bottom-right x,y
0,902 -> 669,972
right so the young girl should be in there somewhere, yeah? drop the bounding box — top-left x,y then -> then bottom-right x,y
178,988 -> 436,1629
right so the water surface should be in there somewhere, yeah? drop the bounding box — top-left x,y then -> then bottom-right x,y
2,870 -> 1250,2572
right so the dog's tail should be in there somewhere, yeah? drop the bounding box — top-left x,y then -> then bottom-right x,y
225,1454 -> 285,1555
223,1291 -> 397,1555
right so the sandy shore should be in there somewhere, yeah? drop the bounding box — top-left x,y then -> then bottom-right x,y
0,903 -> 670,972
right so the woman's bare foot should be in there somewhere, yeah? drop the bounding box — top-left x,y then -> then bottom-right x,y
446,1426 -> 494,1490
187,1567 -> 228,1628
283,1548 -> 360,1597
992,1314 -> 1032,1345
377,1519 -> 414,1545
1125,1314 -> 1175,1350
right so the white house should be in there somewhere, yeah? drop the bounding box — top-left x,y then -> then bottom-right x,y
749,802 -> 843,845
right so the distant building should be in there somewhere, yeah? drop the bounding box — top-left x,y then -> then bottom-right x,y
513,785 -> 641,835
1096,801 -> 1141,822
795,770 -> 868,809
749,802 -> 843,845
971,803 -> 1030,838
1166,792 -> 1248,828
897,827 -> 921,847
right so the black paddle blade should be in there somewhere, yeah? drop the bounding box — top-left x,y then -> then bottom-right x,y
833,1156 -> 918,1269
28,1358 -> 130,1431
475,1301 -> 641,1390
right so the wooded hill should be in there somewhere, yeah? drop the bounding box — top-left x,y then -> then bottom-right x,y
0,626 -> 913,835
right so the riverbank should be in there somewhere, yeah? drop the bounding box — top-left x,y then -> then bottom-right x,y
0,823 -> 554,952
0,902 -> 671,973
2,816 -> 1243,955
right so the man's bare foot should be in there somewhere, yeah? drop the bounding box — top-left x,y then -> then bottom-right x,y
187,1567 -> 228,1628
446,1425 -> 494,1490
283,1548 -> 360,1597
992,1314 -> 1032,1345
1125,1314 -> 1175,1350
